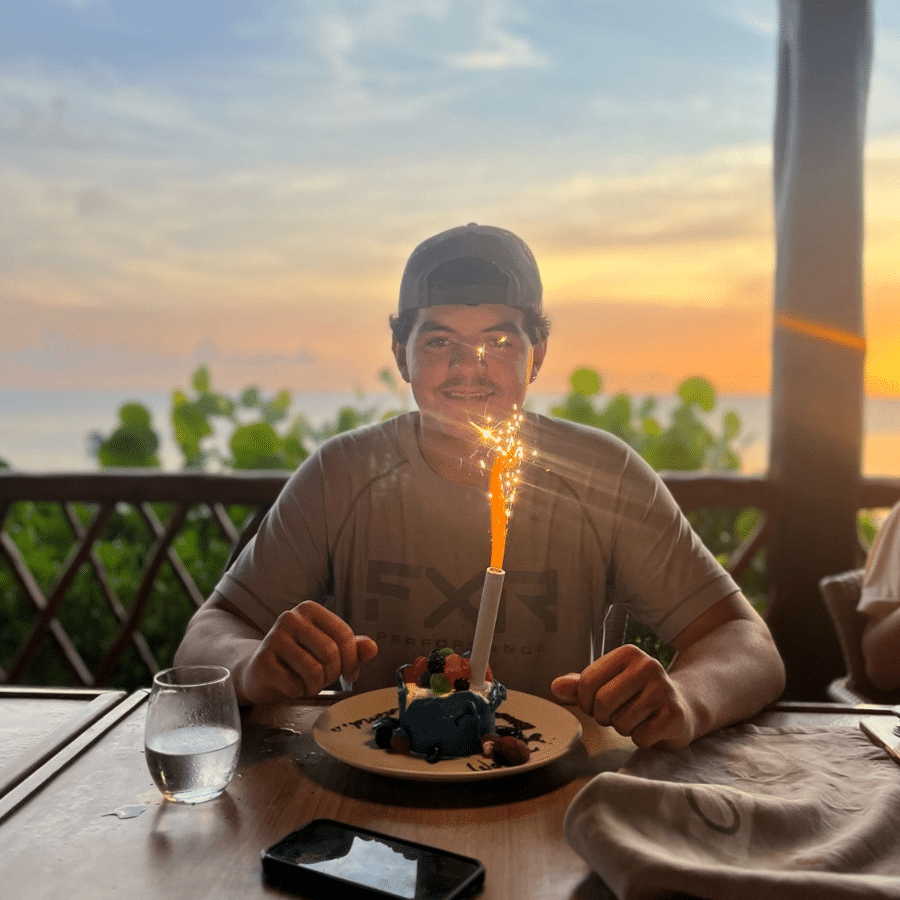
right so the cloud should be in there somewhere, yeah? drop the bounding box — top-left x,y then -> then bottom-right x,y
51,0 -> 109,9
708,1 -> 778,39
445,0 -> 548,71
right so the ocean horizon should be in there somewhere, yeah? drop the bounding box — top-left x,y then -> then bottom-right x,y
2,387 -> 899,478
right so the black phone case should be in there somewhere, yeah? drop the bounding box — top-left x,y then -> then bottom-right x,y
261,818 -> 485,900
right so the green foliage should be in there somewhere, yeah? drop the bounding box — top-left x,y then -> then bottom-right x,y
169,364 -> 311,470
93,364 -> 408,472
0,498 -> 243,690
94,402 -> 161,468
857,510 -> 879,551
551,368 -> 747,473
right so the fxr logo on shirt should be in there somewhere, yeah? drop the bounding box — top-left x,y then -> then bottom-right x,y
364,561 -> 558,633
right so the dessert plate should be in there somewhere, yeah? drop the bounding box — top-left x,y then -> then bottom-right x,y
312,687 -> 582,782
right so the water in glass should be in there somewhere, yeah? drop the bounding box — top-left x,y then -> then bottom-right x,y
145,665 -> 241,803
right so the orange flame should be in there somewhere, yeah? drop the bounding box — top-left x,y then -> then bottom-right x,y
478,409 -> 526,570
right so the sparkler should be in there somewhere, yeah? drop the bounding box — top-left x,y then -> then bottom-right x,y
468,407 -> 526,690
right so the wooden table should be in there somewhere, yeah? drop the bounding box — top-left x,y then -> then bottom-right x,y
0,692 -> 896,900
0,686 -> 127,803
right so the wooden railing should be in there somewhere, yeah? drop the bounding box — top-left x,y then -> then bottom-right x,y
1,470 -> 898,693
0,472 -> 283,691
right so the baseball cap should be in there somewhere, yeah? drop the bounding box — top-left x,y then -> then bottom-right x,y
398,223 -> 543,315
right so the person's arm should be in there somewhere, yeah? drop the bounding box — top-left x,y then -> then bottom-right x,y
861,607 -> 900,693
174,591 -> 378,706
550,592 -> 785,749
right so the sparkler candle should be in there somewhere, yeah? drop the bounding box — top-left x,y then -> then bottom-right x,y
469,409 -> 525,690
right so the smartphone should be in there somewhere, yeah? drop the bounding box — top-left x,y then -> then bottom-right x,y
261,818 -> 485,900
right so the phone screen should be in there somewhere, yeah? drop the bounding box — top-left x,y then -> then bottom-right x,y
262,819 -> 485,900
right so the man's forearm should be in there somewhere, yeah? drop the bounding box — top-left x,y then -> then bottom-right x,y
668,617 -> 785,741
862,607 -> 900,693
173,605 -> 266,705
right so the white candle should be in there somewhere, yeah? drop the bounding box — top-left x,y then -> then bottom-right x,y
469,566 -> 505,690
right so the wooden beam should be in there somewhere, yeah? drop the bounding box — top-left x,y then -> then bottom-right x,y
768,0 -> 873,699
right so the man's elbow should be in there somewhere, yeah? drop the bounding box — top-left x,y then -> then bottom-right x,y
863,651 -> 900,694
754,624 -> 786,704
861,622 -> 900,694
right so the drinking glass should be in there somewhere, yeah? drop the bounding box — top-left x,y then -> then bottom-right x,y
144,665 -> 241,803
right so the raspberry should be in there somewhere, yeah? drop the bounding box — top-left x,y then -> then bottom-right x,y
409,656 -> 429,682
400,664 -> 418,684
495,735 -> 531,766
442,654 -> 465,684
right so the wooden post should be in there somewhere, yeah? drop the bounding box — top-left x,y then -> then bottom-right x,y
767,0 -> 872,699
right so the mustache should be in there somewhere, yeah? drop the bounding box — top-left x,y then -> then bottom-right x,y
437,375 -> 500,392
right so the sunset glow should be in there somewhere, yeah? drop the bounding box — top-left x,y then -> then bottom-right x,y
1,2 -> 899,403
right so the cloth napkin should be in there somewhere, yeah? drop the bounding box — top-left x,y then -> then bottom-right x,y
565,723 -> 900,900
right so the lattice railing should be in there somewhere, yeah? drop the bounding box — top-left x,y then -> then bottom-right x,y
0,473 -> 284,691
2,469 -> 897,692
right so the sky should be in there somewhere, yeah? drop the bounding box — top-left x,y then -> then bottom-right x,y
2,0 -> 899,399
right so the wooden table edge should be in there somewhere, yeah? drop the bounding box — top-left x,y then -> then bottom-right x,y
0,689 -> 148,824
0,689 -> 129,800
767,700 -> 900,716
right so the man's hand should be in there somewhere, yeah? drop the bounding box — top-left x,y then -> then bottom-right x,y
174,593 -> 379,706
239,601 -> 378,705
550,644 -> 696,749
550,593 -> 785,750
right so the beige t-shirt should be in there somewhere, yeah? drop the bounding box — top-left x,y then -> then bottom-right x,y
859,502 -> 900,620
217,412 -> 739,697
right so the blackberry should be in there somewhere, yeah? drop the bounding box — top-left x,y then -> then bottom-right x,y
417,671 -> 432,688
427,648 -> 445,673
373,718 -> 397,749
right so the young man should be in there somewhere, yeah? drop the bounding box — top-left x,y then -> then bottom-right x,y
175,223 -> 784,749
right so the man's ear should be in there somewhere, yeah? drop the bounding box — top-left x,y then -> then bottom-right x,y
529,339 -> 548,382
392,339 -> 411,384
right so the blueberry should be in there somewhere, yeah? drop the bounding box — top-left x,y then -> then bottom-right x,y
453,678 -> 470,691
417,671 -> 432,688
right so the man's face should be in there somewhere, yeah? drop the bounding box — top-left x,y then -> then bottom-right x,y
393,303 -> 546,441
